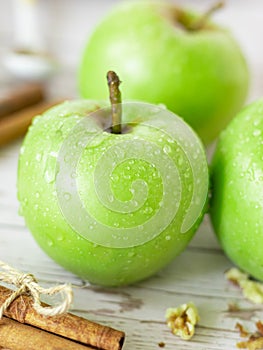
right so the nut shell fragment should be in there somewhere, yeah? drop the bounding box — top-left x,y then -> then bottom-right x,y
165,302 -> 199,340
225,268 -> 263,304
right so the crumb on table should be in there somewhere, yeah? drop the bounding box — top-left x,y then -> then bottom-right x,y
225,268 -> 263,304
165,302 -> 199,341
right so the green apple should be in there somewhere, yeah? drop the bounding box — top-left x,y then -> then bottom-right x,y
79,1 -> 249,144
17,73 -> 209,286
210,99 -> 263,281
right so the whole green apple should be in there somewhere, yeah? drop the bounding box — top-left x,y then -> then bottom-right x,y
210,99 -> 263,281
17,74 -> 209,286
79,1 -> 249,144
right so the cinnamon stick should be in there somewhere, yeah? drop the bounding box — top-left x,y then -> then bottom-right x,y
0,100 -> 62,146
0,286 -> 125,350
0,83 -> 45,118
0,317 -> 94,350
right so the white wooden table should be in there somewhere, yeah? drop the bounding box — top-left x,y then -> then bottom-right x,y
1,116 -> 263,350
1,1 -> 263,349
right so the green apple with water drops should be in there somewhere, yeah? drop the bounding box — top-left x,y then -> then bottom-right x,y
17,72 -> 209,286
210,99 -> 263,281
79,1 -> 249,144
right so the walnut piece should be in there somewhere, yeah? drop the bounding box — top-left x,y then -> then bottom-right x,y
256,321 -> 263,336
158,341 -> 166,348
236,321 -> 263,350
225,268 -> 263,304
237,336 -> 263,350
236,322 -> 249,338
165,302 -> 199,340
228,302 -> 240,312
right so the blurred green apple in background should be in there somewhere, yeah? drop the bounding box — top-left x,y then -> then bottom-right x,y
79,1 -> 249,144
210,99 -> 263,281
17,73 -> 209,286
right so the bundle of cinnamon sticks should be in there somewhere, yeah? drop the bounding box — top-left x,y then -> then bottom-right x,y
0,85 -> 126,348
0,285 -> 125,350
0,83 -> 62,146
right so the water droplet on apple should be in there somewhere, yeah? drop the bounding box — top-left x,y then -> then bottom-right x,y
44,154 -> 60,184
128,251 -> 135,258
33,204 -> 39,212
133,200 -> 138,208
55,128 -> 63,139
56,232 -> 64,241
253,129 -> 261,137
123,174 -> 131,180
163,145 -> 171,154
50,151 -> 58,157
129,188 -> 135,196
47,238 -> 54,247
184,171 -> 190,179
64,154 -> 71,163
88,134 -> 106,148
165,235 -> 171,241
177,156 -> 183,166
35,153 -> 42,162
20,146 -> 25,155
35,192 -> 40,198
63,192 -> 71,201
193,152 -> 198,160
143,207 -> 153,215
254,119 -> 260,126
71,171 -> 77,179
108,195 -> 114,203
44,169 -> 55,184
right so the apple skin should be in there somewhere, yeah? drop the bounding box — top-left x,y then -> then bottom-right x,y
210,99 -> 263,281
79,1 -> 249,144
17,100 -> 209,286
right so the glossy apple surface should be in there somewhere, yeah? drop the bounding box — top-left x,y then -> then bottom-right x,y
17,100 -> 209,286
210,99 -> 263,281
79,1 -> 249,144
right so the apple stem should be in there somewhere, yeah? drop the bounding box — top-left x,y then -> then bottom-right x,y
189,1 -> 224,31
107,71 -> 122,134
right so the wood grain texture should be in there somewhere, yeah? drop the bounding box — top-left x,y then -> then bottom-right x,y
1,2 -> 263,347
1,140 -> 263,350
0,317 -> 94,350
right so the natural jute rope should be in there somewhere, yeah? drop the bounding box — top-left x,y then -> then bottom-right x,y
0,260 -> 73,318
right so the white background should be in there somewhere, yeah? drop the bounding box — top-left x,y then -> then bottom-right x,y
0,0 -> 263,100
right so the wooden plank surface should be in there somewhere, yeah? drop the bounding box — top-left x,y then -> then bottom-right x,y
1,138 -> 262,350
0,1 -> 263,348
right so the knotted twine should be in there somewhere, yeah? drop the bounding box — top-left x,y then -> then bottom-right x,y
0,260 -> 73,318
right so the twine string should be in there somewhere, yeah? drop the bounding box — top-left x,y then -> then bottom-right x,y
0,260 -> 73,318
